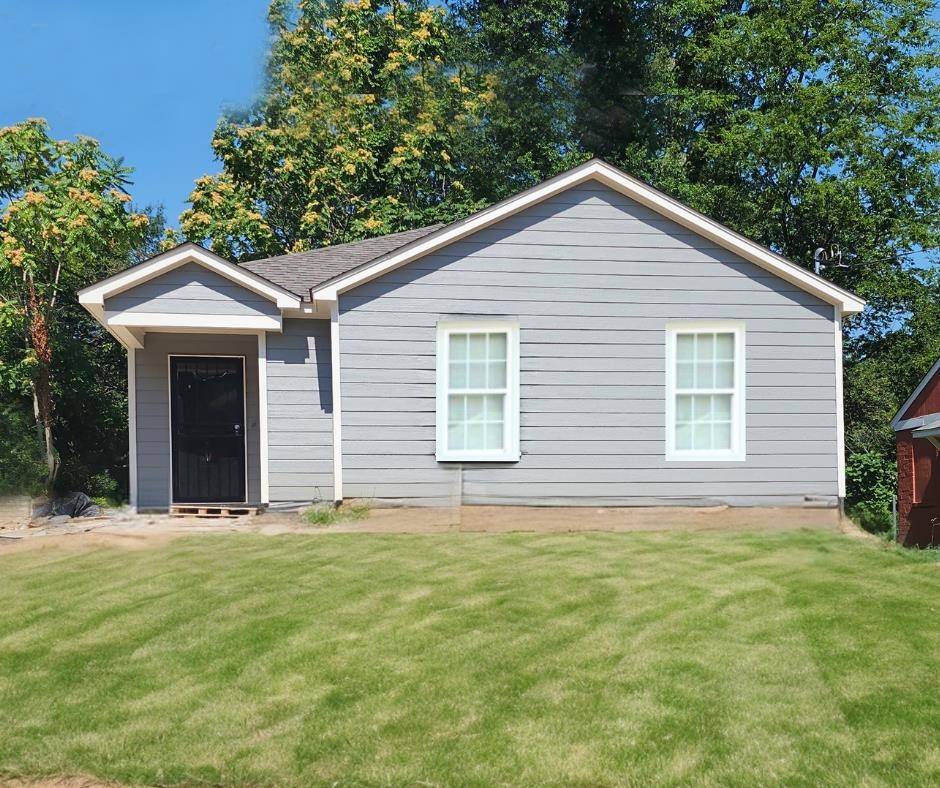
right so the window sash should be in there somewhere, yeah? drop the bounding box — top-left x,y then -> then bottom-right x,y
666,323 -> 745,461
436,322 -> 520,461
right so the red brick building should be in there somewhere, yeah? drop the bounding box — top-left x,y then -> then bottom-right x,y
893,359 -> 940,546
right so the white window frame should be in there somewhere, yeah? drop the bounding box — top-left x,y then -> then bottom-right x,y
665,321 -> 746,462
436,319 -> 520,462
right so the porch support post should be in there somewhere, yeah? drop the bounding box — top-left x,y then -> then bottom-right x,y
330,301 -> 344,503
127,346 -> 138,511
834,305 -> 846,504
258,332 -> 270,505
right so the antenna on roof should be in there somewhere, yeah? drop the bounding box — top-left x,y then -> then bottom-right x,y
814,246 -> 850,276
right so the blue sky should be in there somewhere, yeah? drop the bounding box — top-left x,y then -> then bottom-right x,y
0,1 -> 270,224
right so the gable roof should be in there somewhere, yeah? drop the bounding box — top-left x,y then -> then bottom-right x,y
308,159 -> 866,316
893,357 -> 940,429
77,242 -> 301,310
241,224 -> 444,298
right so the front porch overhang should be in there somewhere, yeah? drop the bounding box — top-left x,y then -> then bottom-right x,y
77,243 -> 303,349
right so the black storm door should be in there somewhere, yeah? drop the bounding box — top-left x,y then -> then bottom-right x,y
170,356 -> 246,503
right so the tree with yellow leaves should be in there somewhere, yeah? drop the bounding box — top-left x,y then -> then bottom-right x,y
0,119 -> 153,490
182,0 -> 496,259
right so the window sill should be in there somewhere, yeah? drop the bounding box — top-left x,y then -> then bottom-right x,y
436,452 -> 521,463
665,451 -> 746,463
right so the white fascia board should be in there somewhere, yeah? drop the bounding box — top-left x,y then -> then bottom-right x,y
834,305 -> 846,498
312,160 -> 866,316
78,245 -> 301,310
105,311 -> 282,332
892,357 -> 940,429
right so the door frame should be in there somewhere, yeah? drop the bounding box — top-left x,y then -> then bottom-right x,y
167,354 -> 248,504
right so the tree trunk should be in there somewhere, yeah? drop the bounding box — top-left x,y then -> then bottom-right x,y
27,284 -> 59,491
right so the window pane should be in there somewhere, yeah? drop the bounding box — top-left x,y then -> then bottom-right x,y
715,333 -> 734,361
465,394 -> 486,421
677,361 -> 695,388
485,423 -> 503,450
676,334 -> 695,362
450,333 -> 468,362
715,360 -> 734,388
676,421 -> 693,450
448,394 -> 466,431
712,421 -> 732,450
696,333 -> 715,361
676,394 -> 693,422
469,334 -> 487,361
449,361 -> 467,389
713,394 -> 732,421
696,361 -> 714,388
488,333 -> 507,360
467,361 -> 487,388
484,394 -> 503,419
692,421 -> 712,451
488,361 -> 506,388
464,420 -> 486,450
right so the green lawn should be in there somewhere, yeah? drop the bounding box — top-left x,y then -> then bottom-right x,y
1,529 -> 939,787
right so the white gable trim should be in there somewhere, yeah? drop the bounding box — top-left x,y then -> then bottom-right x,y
892,357 -> 940,429
312,160 -> 866,316
78,244 -> 301,310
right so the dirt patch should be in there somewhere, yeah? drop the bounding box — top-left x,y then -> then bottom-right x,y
331,504 -> 843,534
0,496 -> 31,530
0,505 -> 843,553
1,777 -> 125,788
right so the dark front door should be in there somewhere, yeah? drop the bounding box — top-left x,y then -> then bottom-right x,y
170,356 -> 246,503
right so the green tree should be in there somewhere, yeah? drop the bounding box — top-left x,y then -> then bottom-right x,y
0,119 -> 152,490
182,0 -> 498,260
449,0 -> 585,197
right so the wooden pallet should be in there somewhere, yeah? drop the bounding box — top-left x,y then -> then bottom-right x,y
170,504 -> 259,519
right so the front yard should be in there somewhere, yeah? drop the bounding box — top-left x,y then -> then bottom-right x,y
1,528 -> 939,786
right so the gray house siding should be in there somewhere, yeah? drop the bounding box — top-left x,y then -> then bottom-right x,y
338,182 -> 839,507
134,333 -> 261,510
266,319 -> 334,503
107,262 -> 279,317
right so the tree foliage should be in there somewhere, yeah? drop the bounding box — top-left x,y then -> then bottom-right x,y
181,0 -> 499,260
0,119 -> 154,492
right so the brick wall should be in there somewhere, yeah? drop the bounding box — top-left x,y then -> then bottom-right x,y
896,430 -> 940,546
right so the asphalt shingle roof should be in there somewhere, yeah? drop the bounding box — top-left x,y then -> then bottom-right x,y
240,224 -> 444,299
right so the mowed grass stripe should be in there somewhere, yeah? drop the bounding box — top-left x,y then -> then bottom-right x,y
0,530 -> 939,786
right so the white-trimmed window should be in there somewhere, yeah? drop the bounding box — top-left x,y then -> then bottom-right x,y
436,320 -> 520,462
665,321 -> 746,461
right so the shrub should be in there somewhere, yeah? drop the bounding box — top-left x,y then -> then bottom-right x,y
846,451 -> 897,535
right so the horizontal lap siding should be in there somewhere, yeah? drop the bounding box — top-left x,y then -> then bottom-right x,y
107,262 -> 279,317
266,319 -> 333,503
134,334 -> 261,509
339,183 -> 839,506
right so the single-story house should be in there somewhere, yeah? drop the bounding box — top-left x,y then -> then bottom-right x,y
78,159 -> 865,512
893,358 -> 940,545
